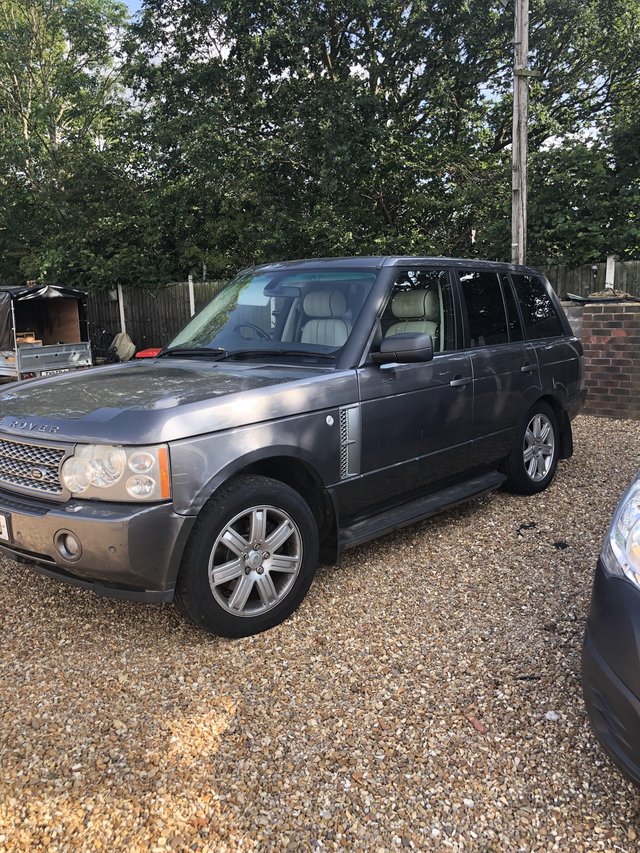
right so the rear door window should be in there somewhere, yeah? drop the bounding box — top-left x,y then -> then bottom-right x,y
511,274 -> 564,339
458,270 -> 509,347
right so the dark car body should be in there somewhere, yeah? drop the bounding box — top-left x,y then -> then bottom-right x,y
0,257 -> 585,635
583,476 -> 640,785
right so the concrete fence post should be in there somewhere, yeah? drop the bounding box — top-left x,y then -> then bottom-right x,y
605,256 -> 616,291
188,275 -> 196,318
117,284 -> 126,335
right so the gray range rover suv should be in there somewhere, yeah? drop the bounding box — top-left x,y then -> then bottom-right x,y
0,258 -> 584,636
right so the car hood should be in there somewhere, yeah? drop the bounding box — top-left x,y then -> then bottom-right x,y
0,359 -> 358,444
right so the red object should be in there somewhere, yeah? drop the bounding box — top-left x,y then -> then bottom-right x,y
135,347 -> 162,359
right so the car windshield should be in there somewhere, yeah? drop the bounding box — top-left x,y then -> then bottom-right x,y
165,269 -> 377,361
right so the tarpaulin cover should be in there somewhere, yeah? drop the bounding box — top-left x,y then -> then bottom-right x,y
0,292 -> 13,349
9,284 -> 86,302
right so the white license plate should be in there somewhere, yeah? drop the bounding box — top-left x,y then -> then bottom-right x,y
41,368 -> 70,376
0,513 -> 10,542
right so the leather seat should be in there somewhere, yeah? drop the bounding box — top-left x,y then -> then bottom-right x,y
385,290 -> 439,339
301,291 -> 350,347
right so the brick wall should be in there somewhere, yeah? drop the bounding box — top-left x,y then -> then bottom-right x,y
582,302 -> 640,419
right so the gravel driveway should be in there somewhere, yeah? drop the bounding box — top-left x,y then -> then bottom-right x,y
1,414 -> 640,851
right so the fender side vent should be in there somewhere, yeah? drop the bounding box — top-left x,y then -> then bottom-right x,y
339,405 -> 361,479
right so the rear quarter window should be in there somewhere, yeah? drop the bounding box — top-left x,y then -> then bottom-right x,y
511,274 -> 564,340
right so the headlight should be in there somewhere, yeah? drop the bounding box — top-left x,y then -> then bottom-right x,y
61,444 -> 171,501
602,475 -> 640,587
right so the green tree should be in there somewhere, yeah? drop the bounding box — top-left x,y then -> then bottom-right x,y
2,0 -> 639,285
125,0 -> 640,275
0,0 -> 132,284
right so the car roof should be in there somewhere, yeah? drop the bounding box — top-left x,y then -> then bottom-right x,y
245,256 -> 543,276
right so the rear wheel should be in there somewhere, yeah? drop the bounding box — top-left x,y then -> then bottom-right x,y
175,475 -> 319,637
504,401 -> 560,495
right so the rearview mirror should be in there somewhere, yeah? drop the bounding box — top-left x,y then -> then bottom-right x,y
371,333 -> 434,365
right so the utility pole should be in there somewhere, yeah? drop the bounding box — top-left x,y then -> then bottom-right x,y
511,0 -> 534,266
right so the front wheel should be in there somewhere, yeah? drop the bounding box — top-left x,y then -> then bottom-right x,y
175,475 -> 319,637
504,401 -> 560,495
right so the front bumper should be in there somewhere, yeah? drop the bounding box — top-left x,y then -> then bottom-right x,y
0,488 -> 195,601
582,557 -> 640,786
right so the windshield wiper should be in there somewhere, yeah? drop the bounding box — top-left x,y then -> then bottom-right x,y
159,346 -> 335,361
219,349 -> 335,361
159,346 -> 227,358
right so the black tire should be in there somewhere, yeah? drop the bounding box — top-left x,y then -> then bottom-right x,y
175,475 -> 319,637
504,401 -> 560,495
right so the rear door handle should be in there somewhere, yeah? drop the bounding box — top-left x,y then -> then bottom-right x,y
450,376 -> 472,387
521,364 -> 536,373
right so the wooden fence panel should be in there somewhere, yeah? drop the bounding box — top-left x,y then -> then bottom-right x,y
193,281 -> 225,313
86,281 -> 227,353
539,261 -> 640,298
617,260 -> 640,294
123,283 -> 190,349
86,288 -> 121,354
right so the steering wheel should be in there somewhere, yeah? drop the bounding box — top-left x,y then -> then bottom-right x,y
234,322 -> 271,341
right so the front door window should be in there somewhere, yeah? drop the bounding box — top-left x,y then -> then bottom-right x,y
381,269 -> 456,353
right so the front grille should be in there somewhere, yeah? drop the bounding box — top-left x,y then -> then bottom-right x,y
0,438 -> 65,495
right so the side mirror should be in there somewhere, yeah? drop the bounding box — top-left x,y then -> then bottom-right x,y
371,333 -> 434,365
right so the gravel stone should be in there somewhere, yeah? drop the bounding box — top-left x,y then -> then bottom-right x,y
1,414 -> 640,851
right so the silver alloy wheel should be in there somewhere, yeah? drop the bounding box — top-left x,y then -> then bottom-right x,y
208,504 -> 303,617
523,413 -> 555,482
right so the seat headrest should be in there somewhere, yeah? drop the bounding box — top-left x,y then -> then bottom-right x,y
303,290 -> 347,318
391,290 -> 439,321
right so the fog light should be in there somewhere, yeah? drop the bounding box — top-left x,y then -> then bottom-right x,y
55,530 -> 82,562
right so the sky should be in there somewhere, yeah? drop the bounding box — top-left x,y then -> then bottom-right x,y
125,0 -> 142,14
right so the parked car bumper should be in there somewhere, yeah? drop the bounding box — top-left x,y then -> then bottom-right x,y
0,489 -> 194,601
582,557 -> 640,786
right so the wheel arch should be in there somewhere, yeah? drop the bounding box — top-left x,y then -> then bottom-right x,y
192,450 -> 339,564
536,393 -> 573,460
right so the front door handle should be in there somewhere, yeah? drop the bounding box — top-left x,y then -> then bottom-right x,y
450,376 -> 472,388
521,364 -> 536,373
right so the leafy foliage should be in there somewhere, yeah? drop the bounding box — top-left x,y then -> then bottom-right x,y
0,0 -> 638,286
